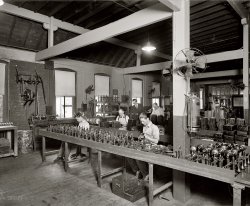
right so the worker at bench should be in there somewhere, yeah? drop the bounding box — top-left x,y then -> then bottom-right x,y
127,112 -> 159,181
54,112 -> 89,162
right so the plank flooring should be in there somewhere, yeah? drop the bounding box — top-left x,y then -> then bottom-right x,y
0,150 -> 249,206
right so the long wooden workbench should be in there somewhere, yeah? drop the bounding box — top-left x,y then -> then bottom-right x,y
38,129 -> 250,206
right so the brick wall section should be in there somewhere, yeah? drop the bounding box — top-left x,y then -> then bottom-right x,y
9,60 -> 51,130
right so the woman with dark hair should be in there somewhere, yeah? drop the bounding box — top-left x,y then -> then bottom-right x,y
127,112 -> 159,181
54,112 -> 89,162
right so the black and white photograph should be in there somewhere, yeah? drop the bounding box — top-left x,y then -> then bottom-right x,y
0,0 -> 250,205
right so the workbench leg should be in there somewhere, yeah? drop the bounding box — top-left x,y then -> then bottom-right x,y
232,183 -> 245,206
64,142 -> 69,172
13,129 -> 18,156
97,151 -> 102,188
88,147 -> 92,164
42,136 -> 46,162
33,127 -> 37,151
148,163 -> 154,206
122,157 -> 127,183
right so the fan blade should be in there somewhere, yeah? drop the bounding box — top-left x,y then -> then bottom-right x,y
185,50 -> 195,62
175,59 -> 188,68
194,56 -> 206,69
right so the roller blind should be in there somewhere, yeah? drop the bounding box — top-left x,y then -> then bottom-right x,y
0,63 -> 5,95
132,79 -> 142,98
152,82 -> 160,97
95,75 -> 110,96
55,70 -> 75,96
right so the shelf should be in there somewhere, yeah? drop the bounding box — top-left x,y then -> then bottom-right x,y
0,149 -> 15,158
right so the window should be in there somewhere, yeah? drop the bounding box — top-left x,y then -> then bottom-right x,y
95,74 -> 110,97
152,98 -> 160,106
56,97 -> 73,118
132,79 -> 143,104
0,63 -> 5,122
95,74 -> 110,116
55,70 -> 75,118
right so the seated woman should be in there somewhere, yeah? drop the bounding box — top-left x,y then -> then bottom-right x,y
116,108 -> 129,130
127,112 -> 159,181
54,112 -> 89,162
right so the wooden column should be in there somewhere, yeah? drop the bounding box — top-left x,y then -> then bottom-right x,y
135,50 -> 142,67
43,17 -> 58,48
172,0 -> 191,203
45,61 -> 55,115
242,18 -> 249,124
232,183 -> 245,206
148,163 -> 154,206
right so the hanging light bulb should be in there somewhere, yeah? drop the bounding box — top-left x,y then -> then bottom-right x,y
0,0 -> 4,6
142,41 -> 156,52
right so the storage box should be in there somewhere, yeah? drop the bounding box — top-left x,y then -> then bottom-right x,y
223,125 -> 237,131
237,125 -> 249,132
112,175 -> 146,202
224,135 -> 235,143
18,130 -> 33,154
223,130 -> 236,136
235,135 -> 248,142
236,131 -> 248,136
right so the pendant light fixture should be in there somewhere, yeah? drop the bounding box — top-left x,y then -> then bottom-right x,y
142,33 -> 156,52
0,0 -> 4,6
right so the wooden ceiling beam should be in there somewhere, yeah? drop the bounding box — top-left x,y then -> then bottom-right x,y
206,49 -> 243,63
158,0 -> 182,11
123,61 -> 172,74
0,3 -> 171,60
227,0 -> 248,19
35,3 -> 172,61
191,69 -> 242,80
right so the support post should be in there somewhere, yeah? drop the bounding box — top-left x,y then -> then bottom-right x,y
172,0 -> 191,203
135,50 -> 142,67
97,150 -> 102,188
64,142 -> 69,172
43,16 -> 58,48
232,183 -> 245,206
148,163 -> 154,206
42,136 -> 46,162
242,18 -> 249,124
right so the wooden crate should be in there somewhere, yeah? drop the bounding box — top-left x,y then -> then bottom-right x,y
112,175 -> 146,202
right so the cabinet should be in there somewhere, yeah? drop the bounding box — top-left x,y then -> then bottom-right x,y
0,125 -> 18,158
94,96 -> 119,117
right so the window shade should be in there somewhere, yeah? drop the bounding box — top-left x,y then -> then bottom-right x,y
95,75 -> 110,96
0,63 -> 5,95
132,79 -> 142,98
55,70 -> 75,96
152,82 -> 160,97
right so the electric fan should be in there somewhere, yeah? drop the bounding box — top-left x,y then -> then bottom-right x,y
174,48 -> 207,78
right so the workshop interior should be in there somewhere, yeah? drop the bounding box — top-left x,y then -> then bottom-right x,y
0,0 -> 250,206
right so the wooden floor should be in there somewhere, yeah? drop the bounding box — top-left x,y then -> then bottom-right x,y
0,150 -> 249,206
0,151 -> 135,206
